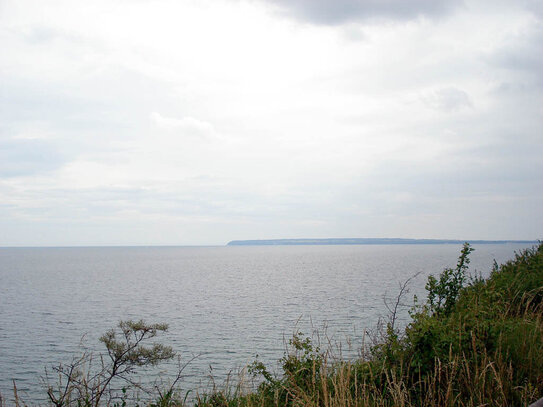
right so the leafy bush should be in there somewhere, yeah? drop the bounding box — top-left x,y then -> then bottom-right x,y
425,242 -> 474,316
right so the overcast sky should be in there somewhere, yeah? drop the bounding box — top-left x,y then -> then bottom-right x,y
1,0 -> 542,246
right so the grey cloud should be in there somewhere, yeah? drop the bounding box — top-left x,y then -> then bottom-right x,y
421,87 -> 472,111
12,23 -> 100,48
0,64 -> 184,156
18,26 -> 63,44
367,138 -> 542,201
335,142 -> 543,237
525,0 -> 543,18
489,24 -> 543,87
261,0 -> 463,25
0,139 -> 65,177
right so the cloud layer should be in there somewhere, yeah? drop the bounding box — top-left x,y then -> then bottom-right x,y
0,0 -> 541,245
262,0 -> 463,25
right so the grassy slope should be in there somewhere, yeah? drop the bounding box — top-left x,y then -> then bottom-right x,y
196,243 -> 543,407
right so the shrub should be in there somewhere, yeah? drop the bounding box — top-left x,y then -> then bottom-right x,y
45,320 -> 181,407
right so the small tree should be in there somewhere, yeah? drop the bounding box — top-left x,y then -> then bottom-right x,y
425,242 -> 474,316
46,320 -> 176,407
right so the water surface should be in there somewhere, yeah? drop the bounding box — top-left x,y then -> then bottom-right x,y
0,243 -> 533,402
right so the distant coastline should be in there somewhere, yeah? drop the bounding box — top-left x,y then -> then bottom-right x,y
227,238 -> 538,246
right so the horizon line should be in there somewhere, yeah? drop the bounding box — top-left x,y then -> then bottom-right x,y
0,237 -> 539,249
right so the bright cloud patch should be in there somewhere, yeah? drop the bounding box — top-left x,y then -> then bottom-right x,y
150,112 -> 216,138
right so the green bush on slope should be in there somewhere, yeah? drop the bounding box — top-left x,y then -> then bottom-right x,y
229,243 -> 543,407
369,243 -> 543,405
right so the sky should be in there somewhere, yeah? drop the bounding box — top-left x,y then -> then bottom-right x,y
1,0 -> 542,246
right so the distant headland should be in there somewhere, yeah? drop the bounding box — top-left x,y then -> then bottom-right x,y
226,238 -> 538,246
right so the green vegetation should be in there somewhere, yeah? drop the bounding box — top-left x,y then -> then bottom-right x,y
196,242 -> 543,407
43,320 -> 180,407
4,243 -> 542,406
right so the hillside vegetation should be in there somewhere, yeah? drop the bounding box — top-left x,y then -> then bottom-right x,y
197,242 -> 543,407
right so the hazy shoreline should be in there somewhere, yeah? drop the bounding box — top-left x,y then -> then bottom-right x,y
227,238 -> 538,246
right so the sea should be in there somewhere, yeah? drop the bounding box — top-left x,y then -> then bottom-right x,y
0,243 -> 535,404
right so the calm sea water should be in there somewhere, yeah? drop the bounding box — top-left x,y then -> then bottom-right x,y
0,243 -> 534,403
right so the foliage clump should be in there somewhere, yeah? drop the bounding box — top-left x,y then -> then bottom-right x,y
425,242 -> 474,316
44,320 -> 181,407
